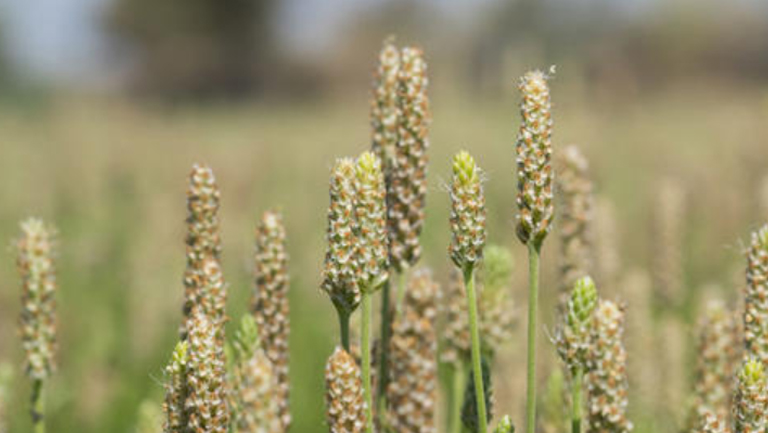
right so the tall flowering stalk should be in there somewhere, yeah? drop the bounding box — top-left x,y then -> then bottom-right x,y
586,300 -> 632,433
353,151 -> 389,433
325,347 -> 367,433
515,68 -> 555,433
322,158 -> 361,351
450,151 -> 488,433
556,146 -> 594,310
17,218 -> 58,433
685,300 -> 740,430
745,225 -> 768,365
371,40 -> 430,412
251,209 -> 291,430
555,277 -> 598,433
386,269 -> 439,433
230,316 -> 282,433
181,164 -> 223,340
733,359 -> 768,433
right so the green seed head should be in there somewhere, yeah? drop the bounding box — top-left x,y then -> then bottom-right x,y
745,224 -> 768,366
17,218 -> 58,381
483,245 -> 514,293
734,358 -> 768,433
163,341 -> 189,433
493,416 -> 515,433
354,151 -> 389,292
322,158 -> 361,316
515,69 -> 555,247
450,151 -> 487,271
556,276 -> 597,371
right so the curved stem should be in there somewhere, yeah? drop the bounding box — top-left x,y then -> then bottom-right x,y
449,364 -> 467,433
464,266 -> 488,433
31,378 -> 45,433
526,242 -> 541,433
337,308 -> 351,352
361,292 -> 374,433
571,368 -> 583,433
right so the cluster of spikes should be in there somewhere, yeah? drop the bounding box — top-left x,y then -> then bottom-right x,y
9,36 -> 768,433
160,165 -> 292,433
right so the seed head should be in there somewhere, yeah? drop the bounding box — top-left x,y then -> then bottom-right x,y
515,69 -> 554,247
686,300 -> 740,430
556,276 -> 598,372
17,218 -> 57,381
734,358 -> 768,433
450,151 -> 487,271
478,246 -> 516,356
440,269 -> 471,367
322,158 -> 361,316
163,341 -> 189,433
386,268 -> 439,433
745,225 -> 768,365
325,347 -> 367,433
556,145 -> 594,307
586,300 -> 633,433
184,309 -> 229,433
354,151 -> 389,292
493,416 -> 515,433
181,164 -> 223,339
230,316 -> 282,433
371,37 -> 400,167
386,45 -> 430,272
251,209 -> 291,430
699,412 -> 730,433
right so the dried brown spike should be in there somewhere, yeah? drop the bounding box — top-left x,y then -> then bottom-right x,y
251,209 -> 291,430
386,268 -> 439,433
17,218 -> 58,381
325,347 -> 367,433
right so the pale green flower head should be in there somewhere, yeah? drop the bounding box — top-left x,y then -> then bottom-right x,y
493,416 -> 515,433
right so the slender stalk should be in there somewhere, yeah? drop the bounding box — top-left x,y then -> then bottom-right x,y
571,368 -> 583,433
450,365 -> 467,433
337,309 -> 351,352
465,266 -> 488,433
377,279 -> 392,411
361,291 -> 374,433
31,378 -> 45,433
526,242 -> 541,433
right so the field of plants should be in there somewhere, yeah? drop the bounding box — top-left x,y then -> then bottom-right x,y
1,38 -> 768,433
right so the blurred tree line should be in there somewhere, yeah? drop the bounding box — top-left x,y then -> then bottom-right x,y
104,0 -> 768,101
106,0 -> 279,99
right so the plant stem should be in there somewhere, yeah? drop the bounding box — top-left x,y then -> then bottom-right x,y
571,368 -> 583,433
464,265 -> 488,433
449,364 -> 467,433
377,279 -> 392,412
337,308 -> 351,352
526,242 -> 541,433
361,291 -> 374,433
31,378 -> 45,433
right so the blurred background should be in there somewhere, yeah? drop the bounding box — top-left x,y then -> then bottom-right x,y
0,0 -> 768,431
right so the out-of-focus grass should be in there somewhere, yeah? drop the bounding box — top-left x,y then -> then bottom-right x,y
0,82 -> 767,432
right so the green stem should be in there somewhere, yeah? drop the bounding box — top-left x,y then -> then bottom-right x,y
337,308 -> 351,352
361,291 -> 374,433
526,242 -> 541,433
571,368 -> 583,433
464,266 -> 488,433
449,364 -> 467,433
377,279 -> 392,412
31,378 -> 45,433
